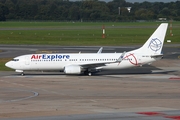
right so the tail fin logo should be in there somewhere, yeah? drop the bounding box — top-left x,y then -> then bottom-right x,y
148,38 -> 162,52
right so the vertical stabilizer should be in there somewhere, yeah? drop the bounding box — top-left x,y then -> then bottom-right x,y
133,23 -> 168,55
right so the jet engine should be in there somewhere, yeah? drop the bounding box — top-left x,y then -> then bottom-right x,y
64,65 -> 82,74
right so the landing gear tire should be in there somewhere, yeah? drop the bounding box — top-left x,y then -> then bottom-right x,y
21,72 -> 24,76
88,72 -> 92,76
84,71 -> 92,76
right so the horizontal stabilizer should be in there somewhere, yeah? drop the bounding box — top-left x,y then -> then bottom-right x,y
151,54 -> 163,58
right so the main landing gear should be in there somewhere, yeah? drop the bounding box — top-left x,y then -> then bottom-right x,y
88,72 -> 92,76
84,71 -> 92,76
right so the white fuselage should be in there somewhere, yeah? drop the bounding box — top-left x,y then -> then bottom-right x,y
5,52 -> 156,72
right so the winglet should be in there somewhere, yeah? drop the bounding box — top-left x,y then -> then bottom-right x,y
117,51 -> 126,63
97,47 -> 103,53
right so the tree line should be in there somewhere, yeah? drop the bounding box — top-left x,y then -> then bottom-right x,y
0,0 -> 180,21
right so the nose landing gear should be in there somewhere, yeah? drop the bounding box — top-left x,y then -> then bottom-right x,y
15,70 -> 24,76
21,72 -> 24,76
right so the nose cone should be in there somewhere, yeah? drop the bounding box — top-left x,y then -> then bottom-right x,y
5,61 -> 13,69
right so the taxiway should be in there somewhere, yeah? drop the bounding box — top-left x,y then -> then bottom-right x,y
0,45 -> 180,120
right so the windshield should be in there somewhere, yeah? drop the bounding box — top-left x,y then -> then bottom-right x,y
12,59 -> 19,61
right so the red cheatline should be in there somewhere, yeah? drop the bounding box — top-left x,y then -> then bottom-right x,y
165,116 -> 180,119
169,77 -> 180,80
137,112 -> 164,116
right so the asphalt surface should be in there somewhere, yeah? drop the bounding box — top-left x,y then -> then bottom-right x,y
0,44 -> 180,120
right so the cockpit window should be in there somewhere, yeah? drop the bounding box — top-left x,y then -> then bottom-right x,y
12,59 -> 19,61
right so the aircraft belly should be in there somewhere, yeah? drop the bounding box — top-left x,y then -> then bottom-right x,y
29,62 -> 64,70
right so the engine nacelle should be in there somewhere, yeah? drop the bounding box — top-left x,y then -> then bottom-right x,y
64,65 -> 81,74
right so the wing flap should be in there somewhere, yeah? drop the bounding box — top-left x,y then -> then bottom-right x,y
80,62 -> 107,69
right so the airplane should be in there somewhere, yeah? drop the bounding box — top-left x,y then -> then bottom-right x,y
5,23 -> 168,76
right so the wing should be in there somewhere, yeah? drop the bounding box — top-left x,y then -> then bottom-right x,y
79,51 -> 126,69
80,62 -> 107,69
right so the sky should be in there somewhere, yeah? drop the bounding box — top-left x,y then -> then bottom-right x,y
70,0 -> 177,3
